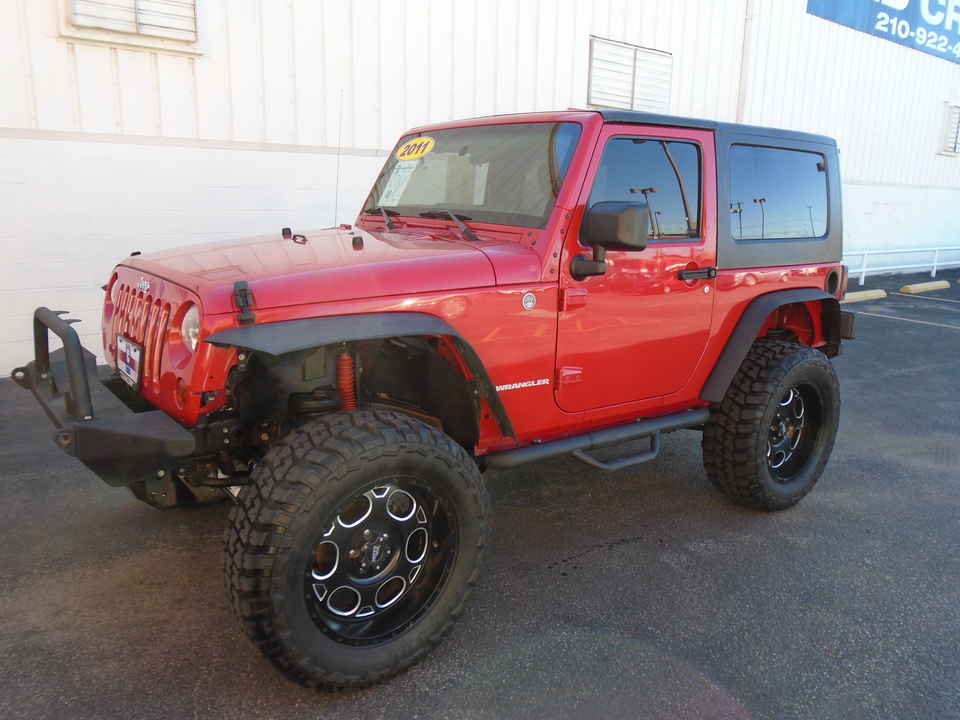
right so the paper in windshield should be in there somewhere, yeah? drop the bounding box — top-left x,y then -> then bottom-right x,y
379,160 -> 417,207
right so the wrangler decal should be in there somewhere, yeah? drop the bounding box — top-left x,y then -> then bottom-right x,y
495,378 -> 551,392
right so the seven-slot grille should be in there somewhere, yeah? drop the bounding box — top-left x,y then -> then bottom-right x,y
112,283 -> 171,390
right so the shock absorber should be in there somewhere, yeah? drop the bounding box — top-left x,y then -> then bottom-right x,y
337,350 -> 357,410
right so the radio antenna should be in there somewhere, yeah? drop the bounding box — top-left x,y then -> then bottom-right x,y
334,89 -> 343,225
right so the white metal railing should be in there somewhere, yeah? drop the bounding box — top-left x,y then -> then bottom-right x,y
843,247 -> 960,285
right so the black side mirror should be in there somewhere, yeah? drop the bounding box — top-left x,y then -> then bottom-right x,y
570,201 -> 650,281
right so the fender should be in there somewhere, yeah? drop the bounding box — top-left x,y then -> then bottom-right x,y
699,288 -> 841,403
205,312 -> 516,440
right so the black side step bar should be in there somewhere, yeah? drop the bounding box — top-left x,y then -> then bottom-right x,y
572,432 -> 660,472
484,407 -> 709,471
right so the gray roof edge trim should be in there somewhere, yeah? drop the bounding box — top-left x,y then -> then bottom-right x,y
599,110 -> 718,131
599,110 -> 836,147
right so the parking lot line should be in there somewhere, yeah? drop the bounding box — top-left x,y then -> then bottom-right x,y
857,311 -> 960,331
890,292 -> 960,305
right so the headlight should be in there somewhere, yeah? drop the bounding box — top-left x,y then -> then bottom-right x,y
181,304 -> 200,353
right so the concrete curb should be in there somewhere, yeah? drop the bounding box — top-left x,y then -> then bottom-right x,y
900,280 -> 951,294
841,290 -> 888,304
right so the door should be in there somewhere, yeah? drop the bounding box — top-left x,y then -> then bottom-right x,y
555,126 -> 717,413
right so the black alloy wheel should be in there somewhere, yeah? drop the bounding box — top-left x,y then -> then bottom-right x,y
702,339 -> 840,510
224,410 -> 490,689
305,477 -> 456,645
766,384 -> 822,483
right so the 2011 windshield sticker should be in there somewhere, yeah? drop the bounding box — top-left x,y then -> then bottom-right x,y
496,378 -> 551,392
396,137 -> 435,161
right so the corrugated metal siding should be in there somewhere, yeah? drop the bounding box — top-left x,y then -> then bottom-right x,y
3,0 -> 960,187
739,0 -> 960,188
4,0 -> 750,149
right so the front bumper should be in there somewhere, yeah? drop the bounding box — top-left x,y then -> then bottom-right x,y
11,307 -> 196,487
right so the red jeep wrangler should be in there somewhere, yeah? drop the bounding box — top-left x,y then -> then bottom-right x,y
13,110 -> 854,688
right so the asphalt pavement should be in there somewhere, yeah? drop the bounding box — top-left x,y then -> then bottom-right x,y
1,270 -> 958,720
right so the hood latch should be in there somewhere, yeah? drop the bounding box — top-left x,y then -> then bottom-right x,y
233,281 -> 257,325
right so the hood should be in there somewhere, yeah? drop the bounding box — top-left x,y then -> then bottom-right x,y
122,226 -> 540,315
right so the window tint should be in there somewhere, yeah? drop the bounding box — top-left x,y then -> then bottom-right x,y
553,123 -> 581,183
729,145 -> 827,240
365,122 -> 583,229
587,138 -> 701,239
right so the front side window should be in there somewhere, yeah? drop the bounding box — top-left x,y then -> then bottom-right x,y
729,146 -> 828,240
364,122 -> 583,229
586,137 -> 701,240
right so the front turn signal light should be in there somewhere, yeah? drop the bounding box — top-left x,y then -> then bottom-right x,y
176,378 -> 189,408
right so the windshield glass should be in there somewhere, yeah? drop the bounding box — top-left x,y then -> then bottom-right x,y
364,122 -> 583,229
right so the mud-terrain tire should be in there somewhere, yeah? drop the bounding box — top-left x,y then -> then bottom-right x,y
223,409 -> 490,689
701,339 -> 840,511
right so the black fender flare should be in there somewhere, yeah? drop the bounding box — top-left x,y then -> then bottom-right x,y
205,312 -> 516,440
699,288 -> 841,403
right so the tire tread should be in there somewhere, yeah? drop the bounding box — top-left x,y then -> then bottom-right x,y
222,409 -> 490,689
701,339 -> 839,511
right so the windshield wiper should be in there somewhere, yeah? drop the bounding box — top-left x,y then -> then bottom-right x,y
363,206 -> 398,230
419,210 -> 480,242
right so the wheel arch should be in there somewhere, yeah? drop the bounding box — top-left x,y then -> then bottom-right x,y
699,288 -> 841,403
205,312 -> 516,448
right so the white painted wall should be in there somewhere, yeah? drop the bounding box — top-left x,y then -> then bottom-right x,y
842,182 -> 960,280
0,133 -> 384,372
2,0 -> 960,373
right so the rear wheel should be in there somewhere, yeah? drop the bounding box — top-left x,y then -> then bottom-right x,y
701,339 -> 840,510
223,410 -> 490,688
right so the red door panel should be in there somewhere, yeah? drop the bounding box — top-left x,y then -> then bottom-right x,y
555,127 -> 717,413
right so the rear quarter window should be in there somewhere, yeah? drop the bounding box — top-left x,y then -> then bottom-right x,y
729,145 -> 828,240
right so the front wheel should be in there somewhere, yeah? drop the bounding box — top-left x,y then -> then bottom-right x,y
701,339 -> 840,511
223,410 -> 490,688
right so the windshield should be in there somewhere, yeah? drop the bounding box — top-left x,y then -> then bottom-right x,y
364,122 -> 583,229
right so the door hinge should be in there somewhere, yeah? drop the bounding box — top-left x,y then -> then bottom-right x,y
562,288 -> 588,311
558,366 -> 583,386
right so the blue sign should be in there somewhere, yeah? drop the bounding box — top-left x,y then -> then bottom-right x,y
807,0 -> 960,64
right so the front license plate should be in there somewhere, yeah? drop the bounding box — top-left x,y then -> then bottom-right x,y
116,335 -> 143,389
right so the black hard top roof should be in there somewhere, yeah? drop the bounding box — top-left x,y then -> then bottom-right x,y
599,110 -> 836,147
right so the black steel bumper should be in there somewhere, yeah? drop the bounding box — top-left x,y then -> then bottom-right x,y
11,307 -> 196,487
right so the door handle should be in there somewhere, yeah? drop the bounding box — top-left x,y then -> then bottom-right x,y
677,267 -> 717,281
